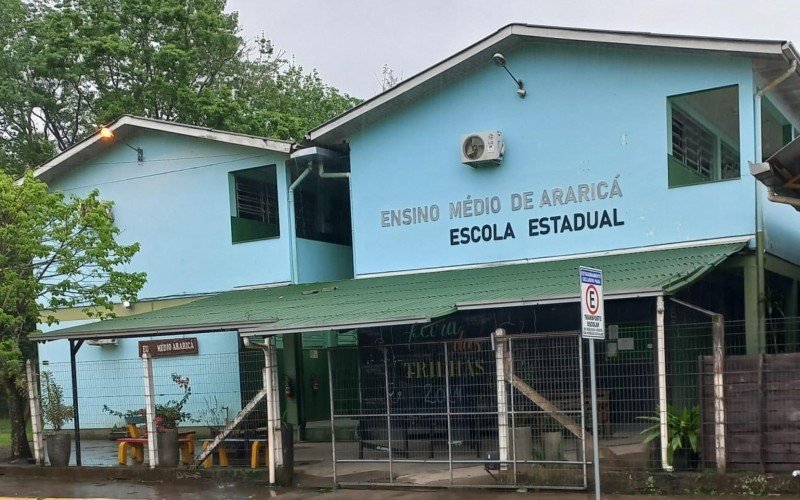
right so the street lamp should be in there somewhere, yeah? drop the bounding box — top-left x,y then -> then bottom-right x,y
99,127 -> 144,163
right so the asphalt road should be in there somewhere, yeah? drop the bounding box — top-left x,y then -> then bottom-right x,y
0,476 -> 759,500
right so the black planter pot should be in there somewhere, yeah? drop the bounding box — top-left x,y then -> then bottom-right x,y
46,432 -> 72,466
673,448 -> 699,470
157,428 -> 179,466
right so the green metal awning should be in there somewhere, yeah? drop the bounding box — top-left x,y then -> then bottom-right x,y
35,241 -> 747,341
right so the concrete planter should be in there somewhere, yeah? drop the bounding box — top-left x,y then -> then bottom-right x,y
157,428 -> 179,467
46,432 -> 72,466
543,431 -> 564,462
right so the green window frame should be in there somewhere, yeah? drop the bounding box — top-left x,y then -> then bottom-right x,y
229,165 -> 280,243
667,86 -> 741,188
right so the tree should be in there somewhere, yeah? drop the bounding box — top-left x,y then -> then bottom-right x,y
0,0 -> 59,174
234,40 -> 361,141
0,0 -> 361,176
376,64 -> 401,92
0,171 -> 146,460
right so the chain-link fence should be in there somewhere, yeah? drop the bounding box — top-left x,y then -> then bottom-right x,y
32,347 -> 270,467
329,332 -> 588,489
24,315 -> 800,483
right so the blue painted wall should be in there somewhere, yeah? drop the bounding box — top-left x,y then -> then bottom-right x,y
38,328 -> 242,430
296,238 -> 354,283
348,44 -> 759,276
764,190 -> 800,264
39,130 -> 353,429
46,131 -> 294,298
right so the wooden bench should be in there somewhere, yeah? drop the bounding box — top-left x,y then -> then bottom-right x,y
117,423 -> 195,465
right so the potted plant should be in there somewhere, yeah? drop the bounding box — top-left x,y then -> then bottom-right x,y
640,404 -> 700,469
40,371 -> 74,466
154,373 -> 197,466
102,373 -> 197,466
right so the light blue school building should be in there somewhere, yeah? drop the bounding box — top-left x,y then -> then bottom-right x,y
36,25 -> 800,473
35,117 -> 355,430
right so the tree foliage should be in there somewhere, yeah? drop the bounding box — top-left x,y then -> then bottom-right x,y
0,171 -> 146,457
0,0 -> 360,176
0,0 -> 359,459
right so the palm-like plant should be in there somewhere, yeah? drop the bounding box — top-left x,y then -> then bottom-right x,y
640,404 -> 700,465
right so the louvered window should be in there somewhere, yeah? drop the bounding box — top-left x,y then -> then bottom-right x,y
230,166 -> 280,243
671,108 -> 715,180
720,142 -> 739,180
667,86 -> 741,188
235,176 -> 277,224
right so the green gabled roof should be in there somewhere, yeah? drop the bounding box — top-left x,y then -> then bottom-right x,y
36,241 -> 746,341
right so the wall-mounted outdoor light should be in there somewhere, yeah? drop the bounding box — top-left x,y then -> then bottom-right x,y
492,52 -> 526,98
99,127 -> 144,162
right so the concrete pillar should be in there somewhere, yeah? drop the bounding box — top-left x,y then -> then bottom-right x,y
494,329 -> 509,472
743,255 -> 765,355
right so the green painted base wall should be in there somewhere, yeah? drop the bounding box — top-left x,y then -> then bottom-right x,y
667,155 -> 708,188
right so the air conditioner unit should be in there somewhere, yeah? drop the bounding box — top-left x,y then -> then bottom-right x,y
461,131 -> 504,167
87,339 -> 118,346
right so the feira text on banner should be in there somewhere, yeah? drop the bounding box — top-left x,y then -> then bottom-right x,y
580,266 -> 605,339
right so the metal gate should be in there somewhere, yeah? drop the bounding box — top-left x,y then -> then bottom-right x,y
327,331 -> 589,489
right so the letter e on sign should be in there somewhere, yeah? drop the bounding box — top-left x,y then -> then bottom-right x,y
579,266 -> 605,339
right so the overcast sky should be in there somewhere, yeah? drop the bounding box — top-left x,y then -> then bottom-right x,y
225,0 -> 800,99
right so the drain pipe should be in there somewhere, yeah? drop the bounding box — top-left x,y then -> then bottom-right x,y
752,58 -> 797,351
288,163 -> 313,284
318,163 -> 350,180
243,337 -> 277,485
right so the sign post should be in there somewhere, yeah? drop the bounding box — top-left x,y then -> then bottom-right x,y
580,266 -> 604,500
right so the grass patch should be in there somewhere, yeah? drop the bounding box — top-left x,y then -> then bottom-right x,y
0,418 -> 33,447
0,418 -> 10,446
